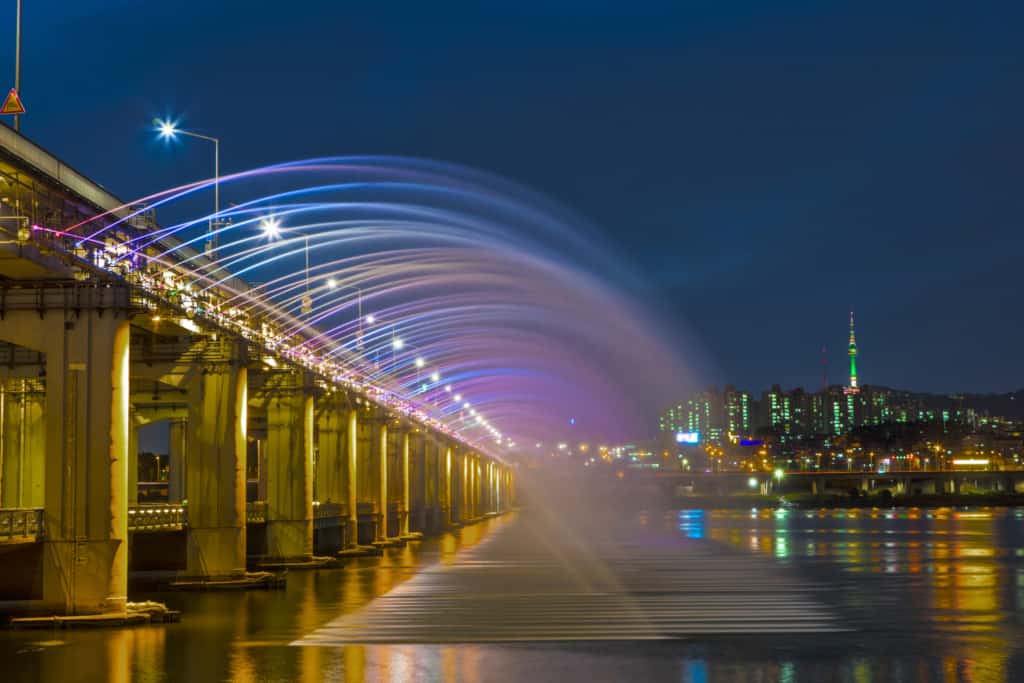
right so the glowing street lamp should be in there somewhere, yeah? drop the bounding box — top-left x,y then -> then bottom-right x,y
430,372 -> 441,383
365,314 -> 376,324
260,216 -> 282,239
153,118 -> 221,256
415,357 -> 425,369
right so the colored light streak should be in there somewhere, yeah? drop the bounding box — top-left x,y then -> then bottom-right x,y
49,155 -> 689,450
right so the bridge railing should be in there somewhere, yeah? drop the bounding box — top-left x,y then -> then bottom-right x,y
127,504 -> 186,532
0,508 -> 44,542
313,501 -> 346,529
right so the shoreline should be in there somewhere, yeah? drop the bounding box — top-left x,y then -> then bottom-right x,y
664,492 -> 1024,510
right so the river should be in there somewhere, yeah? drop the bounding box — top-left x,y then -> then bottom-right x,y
1,505 -> 1022,682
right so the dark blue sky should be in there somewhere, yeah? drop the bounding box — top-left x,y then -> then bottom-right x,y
9,1 -> 1022,395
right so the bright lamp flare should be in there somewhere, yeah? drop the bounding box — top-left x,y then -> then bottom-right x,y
431,372 -> 440,382
327,277 -> 338,289
415,357 -> 425,369
365,314 -> 376,324
155,119 -> 178,139
392,337 -> 404,350
260,217 -> 282,239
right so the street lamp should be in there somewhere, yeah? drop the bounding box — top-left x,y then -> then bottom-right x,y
153,119 -> 221,257
259,218 -> 363,327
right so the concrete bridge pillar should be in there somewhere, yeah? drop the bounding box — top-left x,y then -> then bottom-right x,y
128,406 -> 139,505
346,408 -> 359,547
0,379 -> 45,509
184,356 -> 248,580
460,451 -> 469,522
265,376 -> 314,562
168,418 -> 187,504
475,456 -> 483,517
0,309 -> 132,614
442,446 -> 453,527
315,400 -> 345,507
399,430 -> 411,537
375,420 -> 389,542
410,434 -> 429,533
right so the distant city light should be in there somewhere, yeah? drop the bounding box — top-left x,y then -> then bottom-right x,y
675,431 -> 700,445
748,477 -> 758,489
430,372 -> 440,382
326,277 -> 338,289
444,384 -> 452,392
392,338 -> 404,350
365,314 -> 376,324
415,357 -> 425,369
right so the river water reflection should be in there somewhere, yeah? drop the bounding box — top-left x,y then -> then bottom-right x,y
1,508 -> 1022,682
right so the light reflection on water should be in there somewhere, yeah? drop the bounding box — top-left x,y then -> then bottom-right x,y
2,509 -> 1023,682
680,506 -> 1024,681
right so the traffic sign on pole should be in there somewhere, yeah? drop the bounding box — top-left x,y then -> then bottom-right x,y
1,89 -> 25,115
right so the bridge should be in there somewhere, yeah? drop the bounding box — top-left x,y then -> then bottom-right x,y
0,127 -> 515,616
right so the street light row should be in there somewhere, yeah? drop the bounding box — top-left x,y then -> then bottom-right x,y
155,117 -> 507,448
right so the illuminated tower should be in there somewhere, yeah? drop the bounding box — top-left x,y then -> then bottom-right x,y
847,310 -> 858,391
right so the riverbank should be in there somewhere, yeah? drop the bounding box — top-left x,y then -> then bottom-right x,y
669,491 -> 1024,509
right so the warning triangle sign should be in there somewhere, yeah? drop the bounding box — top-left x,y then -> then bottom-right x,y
1,89 -> 25,115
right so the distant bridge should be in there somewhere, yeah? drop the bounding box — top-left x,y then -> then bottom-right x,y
650,469 -> 1024,496
0,126 -> 514,615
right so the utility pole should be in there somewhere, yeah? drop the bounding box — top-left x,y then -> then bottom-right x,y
14,0 -> 21,132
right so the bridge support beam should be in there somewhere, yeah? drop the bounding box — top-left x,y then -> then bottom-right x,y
315,400 -> 345,507
184,355 -> 248,581
0,379 -> 45,509
442,446 -> 453,527
265,376 -> 314,562
0,310 -> 131,614
346,408 -> 359,547
399,431 -> 411,537
375,421 -> 389,543
128,407 -> 139,505
168,418 -> 187,504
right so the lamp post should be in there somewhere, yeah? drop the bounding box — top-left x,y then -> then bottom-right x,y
260,218 -> 367,345
14,0 -> 21,132
154,119 -> 221,258
327,277 -> 364,349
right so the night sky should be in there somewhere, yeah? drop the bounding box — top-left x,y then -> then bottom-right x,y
8,1 -> 1022,396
